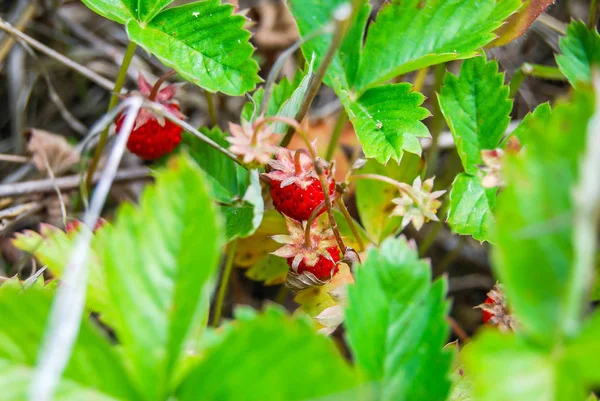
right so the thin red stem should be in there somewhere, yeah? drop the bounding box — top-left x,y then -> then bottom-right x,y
304,201 -> 327,247
149,70 -> 177,101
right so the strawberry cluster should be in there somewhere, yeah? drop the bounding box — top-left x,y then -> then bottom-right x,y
265,148 -> 340,288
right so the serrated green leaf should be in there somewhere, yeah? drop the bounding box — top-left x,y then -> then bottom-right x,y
448,173 -> 497,243
98,155 -> 223,401
345,237 -> 453,401
0,280 -> 139,401
355,155 -> 422,243
137,0 -> 173,22
556,21 -> 600,87
439,56 -> 512,174
12,225 -> 119,331
81,0 -> 133,24
178,306 -> 364,401
338,83 -> 431,164
509,102 -> 552,144
356,0 -> 521,91
287,0 -> 371,90
492,89 -> 595,345
463,330 -> 588,401
127,1 -> 260,95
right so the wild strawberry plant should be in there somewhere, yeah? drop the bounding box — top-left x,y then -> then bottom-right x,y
2,0 -> 600,401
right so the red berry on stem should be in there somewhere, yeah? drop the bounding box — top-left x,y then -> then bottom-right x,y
115,73 -> 184,161
266,148 -> 335,221
288,245 -> 340,280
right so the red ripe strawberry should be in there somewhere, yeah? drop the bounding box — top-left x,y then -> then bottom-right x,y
115,74 -> 183,161
265,148 -> 335,221
290,245 -> 340,280
272,217 -> 340,283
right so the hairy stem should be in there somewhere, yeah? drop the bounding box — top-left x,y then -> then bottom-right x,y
325,109 -> 348,161
351,174 -> 419,203
85,41 -> 137,192
280,4 -> 354,147
510,63 -> 567,98
212,239 -> 238,327
148,70 -> 176,101
316,163 -> 346,254
335,197 -> 365,252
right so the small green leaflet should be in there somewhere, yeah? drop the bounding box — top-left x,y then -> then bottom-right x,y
356,0 -> 522,91
178,306 -> 364,401
81,0 -> 133,24
440,56 -> 512,243
127,1 -> 260,95
448,174 -> 497,243
556,21 -> 600,87
439,56 -> 512,175
338,82 -> 431,164
344,237 -> 453,401
98,155 -> 223,400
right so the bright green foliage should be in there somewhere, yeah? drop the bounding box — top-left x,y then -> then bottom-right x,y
344,237 -> 453,401
356,0 -> 521,91
492,89 -> 594,345
440,56 -> 511,243
448,174 -> 497,243
463,330 -> 589,401
0,280 -> 139,401
81,0 -> 133,24
439,56 -> 512,175
241,68 -> 307,122
178,306 -> 363,401
12,225 -> 120,331
98,156 -> 223,400
556,21 -> 600,87
135,0 -> 173,22
287,0 -> 371,90
355,154 -> 422,243
127,1 -> 260,95
510,102 -> 552,143
338,83 -> 430,164
183,128 -> 263,240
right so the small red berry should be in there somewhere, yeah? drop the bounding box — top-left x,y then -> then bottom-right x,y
265,148 -> 335,221
287,245 -> 340,280
481,296 -> 494,324
116,74 -> 184,161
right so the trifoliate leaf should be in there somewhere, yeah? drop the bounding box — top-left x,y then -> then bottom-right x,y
448,173 -> 497,243
439,56 -> 512,175
338,82 -> 430,164
127,1 -> 260,95
345,237 -> 453,401
98,155 -> 223,400
178,306 -> 365,401
356,0 -> 521,91
556,21 -> 600,88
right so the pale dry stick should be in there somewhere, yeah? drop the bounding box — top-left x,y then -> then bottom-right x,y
0,153 -> 29,163
40,151 -> 68,229
0,2 -> 35,64
564,73 -> 600,336
0,17 -> 115,91
0,167 -> 150,198
29,97 -> 143,401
